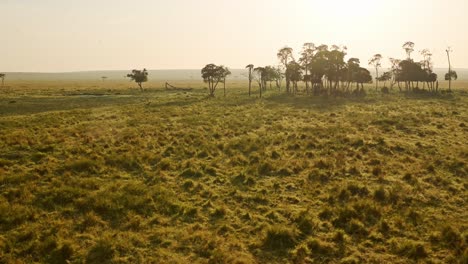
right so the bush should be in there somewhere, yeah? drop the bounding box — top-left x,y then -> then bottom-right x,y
263,225 -> 298,252
389,238 -> 428,260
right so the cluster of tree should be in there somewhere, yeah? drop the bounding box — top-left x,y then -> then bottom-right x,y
270,44 -> 372,96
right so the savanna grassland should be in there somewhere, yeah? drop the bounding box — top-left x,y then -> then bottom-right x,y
0,80 -> 467,263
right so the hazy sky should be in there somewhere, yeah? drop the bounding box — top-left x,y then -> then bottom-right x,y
1,0 -> 467,72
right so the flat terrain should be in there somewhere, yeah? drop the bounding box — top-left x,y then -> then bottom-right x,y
0,80 -> 467,263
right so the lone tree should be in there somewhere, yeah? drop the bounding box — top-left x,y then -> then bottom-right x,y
245,64 -> 254,96
445,47 -> 456,91
0,74 -> 5,88
201,64 -> 224,97
369,54 -> 383,91
101,76 -> 108,82
127,69 -> 148,91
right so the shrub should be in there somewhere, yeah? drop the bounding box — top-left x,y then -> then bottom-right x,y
263,225 -> 298,252
389,238 -> 428,260
441,225 -> 462,248
373,187 -> 386,203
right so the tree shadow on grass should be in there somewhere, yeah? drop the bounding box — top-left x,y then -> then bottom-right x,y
263,93 -> 374,110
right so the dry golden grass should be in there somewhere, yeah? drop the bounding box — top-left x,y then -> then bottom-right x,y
0,80 -> 467,263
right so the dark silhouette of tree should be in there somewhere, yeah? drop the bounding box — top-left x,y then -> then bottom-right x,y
126,69 -> 148,91
394,59 -> 437,92
201,64 -> 224,97
0,74 -> 5,88
299,43 -> 315,93
445,47 -> 455,91
354,67 -> 373,91
388,58 -> 401,90
285,61 -> 302,94
221,66 -> 231,97
277,47 -> 294,93
377,72 -> 392,88
253,66 -> 267,98
101,76 -> 108,82
369,54 -> 382,90
403,41 -> 415,59
419,49 -> 433,89
245,64 -> 254,96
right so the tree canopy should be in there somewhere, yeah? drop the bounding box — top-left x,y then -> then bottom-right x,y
126,69 -> 148,91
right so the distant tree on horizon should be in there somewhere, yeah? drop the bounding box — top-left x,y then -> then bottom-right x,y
126,69 -> 148,91
0,73 -> 5,88
253,66 -> 268,98
245,64 -> 254,96
369,54 -> 383,90
277,47 -> 294,93
201,64 -> 224,97
221,66 -> 231,97
445,47 -> 456,91
101,76 -> 108,82
403,41 -> 415,60
299,43 -> 315,93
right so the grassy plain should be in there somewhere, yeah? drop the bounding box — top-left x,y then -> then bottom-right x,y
0,80 -> 467,263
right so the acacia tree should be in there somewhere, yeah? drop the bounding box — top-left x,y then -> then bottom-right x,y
299,43 -> 315,92
388,58 -> 401,90
377,72 -> 392,88
285,61 -> 302,94
419,49 -> 433,89
369,54 -> 382,90
445,47 -> 456,91
126,69 -> 148,91
253,66 -> 267,98
245,64 -> 254,96
403,41 -> 415,60
277,47 -> 294,93
0,74 -> 5,88
221,66 -> 231,97
201,64 -> 224,97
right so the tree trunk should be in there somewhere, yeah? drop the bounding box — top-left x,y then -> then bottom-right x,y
223,78 -> 226,97
375,67 -> 379,91
447,50 -> 452,91
248,71 -> 252,97
138,82 -> 143,91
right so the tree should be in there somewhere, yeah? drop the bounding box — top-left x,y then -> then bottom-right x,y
101,76 -> 108,82
0,74 -> 5,88
253,66 -> 268,98
285,61 -> 302,94
220,66 -> 231,97
277,47 -> 294,93
201,64 -> 224,97
126,69 -> 148,91
369,54 -> 383,91
377,72 -> 392,88
299,43 -> 315,93
403,41 -> 415,60
245,64 -> 254,96
388,58 -> 401,90
445,47 -> 455,91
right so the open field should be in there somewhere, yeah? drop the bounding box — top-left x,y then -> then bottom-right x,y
0,80 -> 467,263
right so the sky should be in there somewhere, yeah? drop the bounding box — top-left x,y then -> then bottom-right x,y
1,0 -> 467,72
